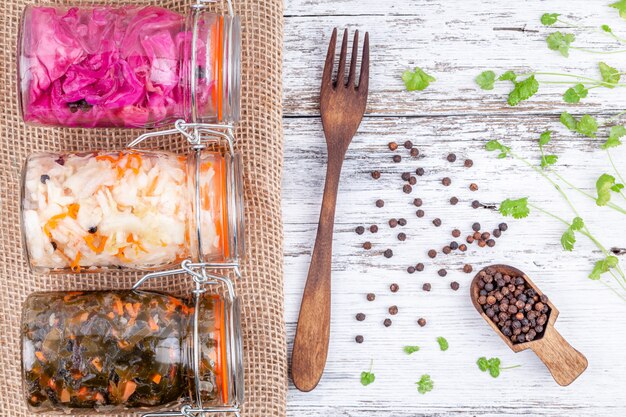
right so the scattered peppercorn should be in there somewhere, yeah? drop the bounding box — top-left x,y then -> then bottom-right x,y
447,153 -> 457,162
363,242 -> 372,250
442,177 -> 451,186
463,264 -> 473,273
464,159 -> 473,168
403,184 -> 412,194
390,283 -> 399,293
428,249 -> 437,259
371,170 -> 381,179
450,281 -> 460,291
88,226 -> 98,234
407,266 -> 416,274
450,196 -> 459,205
481,232 -> 491,240
416,263 -> 425,272
472,222 -> 481,232
493,228 -> 502,238
471,200 -> 481,209
367,293 -> 376,301
499,223 -> 508,232
469,183 -> 478,191
416,167 -> 425,176
398,218 -> 407,226
398,233 -> 407,241
459,244 -> 467,252
355,335 -> 364,343
478,240 -> 487,248
452,229 -> 461,238
416,209 -> 425,218
384,249 -> 393,258
40,174 -> 50,184
388,142 -> 398,151
389,305 -> 398,315
384,318 -> 392,327
438,269 -> 447,277
487,239 -> 496,247
393,155 -> 402,163
432,218 -> 442,227
417,318 -> 427,327
404,140 -> 413,149
356,313 -> 366,321
376,199 -> 385,208
442,246 -> 451,255
422,283 -> 431,292
355,226 -> 365,235
413,198 -> 423,207
370,225 -> 378,233
450,241 -> 459,250
409,176 -> 417,185
410,148 -> 419,157
402,172 -> 411,181
389,218 -> 398,228
51,241 -> 57,251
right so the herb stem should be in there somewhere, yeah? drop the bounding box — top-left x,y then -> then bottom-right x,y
500,365 -> 522,370
570,46 -> 626,54
607,150 -> 626,186
600,279 -> 626,302
551,170 -> 626,215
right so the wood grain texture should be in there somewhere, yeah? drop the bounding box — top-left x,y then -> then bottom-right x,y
283,0 -> 626,416
470,264 -> 588,386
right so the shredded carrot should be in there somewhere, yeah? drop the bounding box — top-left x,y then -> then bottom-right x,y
63,292 -> 83,302
91,358 -> 103,373
117,340 -> 130,349
113,297 -> 124,316
146,176 -> 159,196
70,252 -> 82,273
48,379 -> 56,390
126,234 -> 147,253
67,203 -> 80,219
78,312 -> 89,322
96,154 -> 119,164
147,316 -> 159,332
84,235 -> 108,254
115,247 -> 131,263
35,351 -> 46,362
107,312 -> 115,319
126,153 -> 143,174
121,381 -> 137,402
151,373 -> 162,384
77,386 -> 89,400
95,392 -> 105,403
43,213 -> 68,237
59,388 -> 71,403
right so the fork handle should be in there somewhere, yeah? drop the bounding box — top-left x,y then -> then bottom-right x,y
292,154 -> 345,392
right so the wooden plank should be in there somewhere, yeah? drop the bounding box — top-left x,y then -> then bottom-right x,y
282,115 -> 626,416
283,2 -> 626,116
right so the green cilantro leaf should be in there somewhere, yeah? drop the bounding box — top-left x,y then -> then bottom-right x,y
541,154 -> 558,168
546,32 -> 576,57
610,0 -> 626,19
571,217 -> 585,231
402,67 -> 436,91
602,125 -> 626,149
613,183 -> 625,192
436,337 -> 449,351
508,76 -> 539,106
476,70 -> 497,90
499,197 -> 530,219
563,84 -> 588,103
498,70 -> 517,82
489,367 -> 501,378
416,374 -> 434,394
485,139 -> 511,158
576,114 -> 598,138
403,345 -> 420,354
541,13 -> 560,26
539,130 -> 552,146
597,173 -> 618,206
589,256 -> 619,280
360,371 -> 375,386
561,228 -> 576,251
602,24 -> 613,33
599,62 -> 621,88
560,112 -> 577,130
477,357 -> 489,372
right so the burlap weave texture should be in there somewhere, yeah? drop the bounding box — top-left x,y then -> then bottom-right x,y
0,1 -> 286,416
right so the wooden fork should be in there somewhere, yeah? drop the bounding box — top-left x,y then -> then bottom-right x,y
291,28 -> 370,392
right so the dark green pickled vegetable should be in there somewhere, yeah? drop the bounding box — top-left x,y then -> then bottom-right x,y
21,290 -> 224,413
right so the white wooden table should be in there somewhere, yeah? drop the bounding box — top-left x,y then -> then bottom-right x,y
281,1 -> 626,416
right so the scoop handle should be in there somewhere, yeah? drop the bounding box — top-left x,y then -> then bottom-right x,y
530,325 -> 588,386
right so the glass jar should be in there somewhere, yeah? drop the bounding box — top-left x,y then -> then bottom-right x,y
21,289 -> 243,414
18,3 -> 240,128
21,149 -> 244,273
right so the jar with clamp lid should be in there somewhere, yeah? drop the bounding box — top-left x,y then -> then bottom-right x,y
21,126 -> 244,273
18,0 -> 240,128
21,278 -> 244,414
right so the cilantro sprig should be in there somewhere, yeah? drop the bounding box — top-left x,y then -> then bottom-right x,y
402,67 -> 436,91
360,360 -> 375,386
416,374 -> 433,394
476,357 -> 520,378
403,345 -> 420,355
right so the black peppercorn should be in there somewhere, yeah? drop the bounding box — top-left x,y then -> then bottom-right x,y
413,198 -> 423,207
355,226 -> 365,235
376,199 -> 385,208
469,183 -> 478,191
403,184 -> 412,194
398,218 -> 407,226
384,318 -> 392,327
416,167 -> 425,176
417,318 -> 427,327
450,196 -> 459,205
450,241 -> 459,250
410,148 -> 419,157
51,241 -> 57,251
409,176 -> 417,185
88,226 -> 98,234
416,209 -> 425,218
367,293 -> 376,301
356,313 -> 366,321
371,170 -> 381,179
390,283 -> 399,293
499,222 -> 508,231
389,218 -> 398,228
388,142 -> 398,151
393,155 -> 402,163
384,249 -> 393,258
389,305 -> 398,315
438,269 -> 447,277
401,172 -> 411,181
370,225 -> 378,233
407,266 -> 416,274
398,233 -> 407,241
416,263 -> 425,272
442,177 -> 451,186
472,200 -> 481,209
423,283 -> 431,291
493,228 -> 502,238
472,222 -> 481,232
355,335 -> 364,343
404,140 -> 413,149
428,249 -> 437,259
450,281 -> 460,291
464,159 -> 473,168
447,153 -> 457,163
432,218 -> 442,227
452,229 -> 461,238
40,174 -> 50,184
363,242 -> 372,250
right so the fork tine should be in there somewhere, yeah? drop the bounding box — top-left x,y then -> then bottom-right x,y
358,32 -> 370,93
322,28 -> 338,87
336,29 -> 349,87
347,30 -> 359,87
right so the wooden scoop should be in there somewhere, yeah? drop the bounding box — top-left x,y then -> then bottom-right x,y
470,264 -> 588,386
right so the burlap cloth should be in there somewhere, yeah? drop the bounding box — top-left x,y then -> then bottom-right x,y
0,1 -> 286,416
